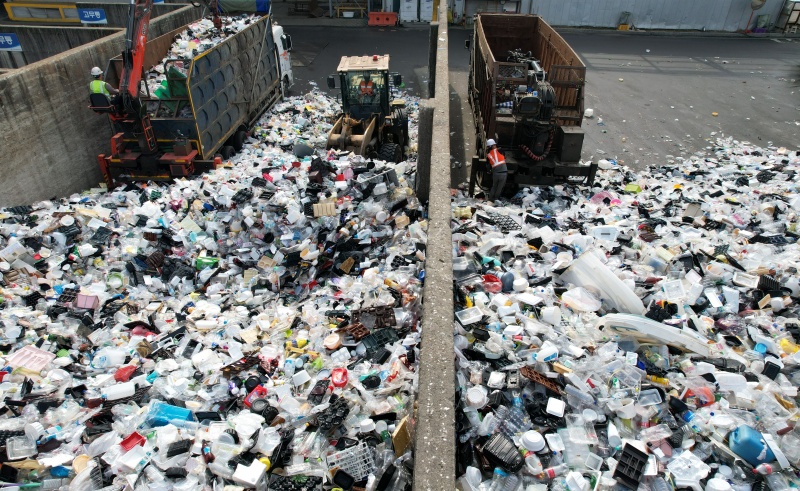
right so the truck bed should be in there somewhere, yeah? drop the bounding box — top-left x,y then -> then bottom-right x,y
471,14 -> 586,134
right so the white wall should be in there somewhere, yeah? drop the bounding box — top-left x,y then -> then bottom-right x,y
465,0 -> 786,31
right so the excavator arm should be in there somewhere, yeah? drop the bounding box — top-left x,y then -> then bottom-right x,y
117,0 -> 157,155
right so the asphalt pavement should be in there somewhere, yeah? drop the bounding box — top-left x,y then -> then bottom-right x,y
282,21 -> 800,186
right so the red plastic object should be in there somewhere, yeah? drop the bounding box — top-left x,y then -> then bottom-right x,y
130,326 -> 154,337
120,432 -> 146,451
243,385 -> 268,408
331,367 -> 348,388
114,365 -> 137,382
482,274 -> 502,293
368,11 -> 397,26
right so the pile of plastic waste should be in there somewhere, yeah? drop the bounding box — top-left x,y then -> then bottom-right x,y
453,139 -> 800,491
0,91 -> 423,490
144,15 -> 263,117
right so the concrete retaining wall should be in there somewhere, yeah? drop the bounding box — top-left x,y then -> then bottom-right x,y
0,25 -> 120,69
0,4 -> 202,206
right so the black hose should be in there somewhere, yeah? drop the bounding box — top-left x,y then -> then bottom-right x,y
519,128 -> 554,161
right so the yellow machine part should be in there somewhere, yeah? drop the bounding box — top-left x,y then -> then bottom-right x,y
326,115 -> 376,156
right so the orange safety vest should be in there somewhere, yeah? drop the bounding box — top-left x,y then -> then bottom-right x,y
488,148 -> 505,168
359,79 -> 374,95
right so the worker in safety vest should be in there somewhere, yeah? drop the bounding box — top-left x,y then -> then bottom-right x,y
359,77 -> 375,103
486,139 -> 506,201
359,78 -> 375,96
89,67 -> 119,97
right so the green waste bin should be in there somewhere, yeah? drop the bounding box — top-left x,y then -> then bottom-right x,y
618,11 -> 631,25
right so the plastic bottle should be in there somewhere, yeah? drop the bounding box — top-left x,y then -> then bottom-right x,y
375,420 -> 393,449
543,463 -> 569,479
765,473 -> 790,491
607,422 -> 622,450
524,452 -> 543,475
753,464 -> 776,476
503,473 -> 520,491
564,385 -> 594,405
489,468 -> 510,491
651,476 -> 670,491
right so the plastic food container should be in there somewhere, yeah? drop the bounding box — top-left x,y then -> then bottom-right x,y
456,307 -> 482,325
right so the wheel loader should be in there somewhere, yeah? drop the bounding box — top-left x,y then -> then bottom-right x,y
326,55 -> 409,163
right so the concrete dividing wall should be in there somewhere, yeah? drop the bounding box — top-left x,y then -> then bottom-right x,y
0,25 -> 120,68
467,0 -> 785,31
0,4 -> 202,206
413,0 -> 455,489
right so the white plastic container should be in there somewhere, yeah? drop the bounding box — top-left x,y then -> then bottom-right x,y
456,307 -> 482,325
103,381 -> 136,401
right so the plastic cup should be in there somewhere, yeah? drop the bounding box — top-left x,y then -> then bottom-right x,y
615,398 -> 637,419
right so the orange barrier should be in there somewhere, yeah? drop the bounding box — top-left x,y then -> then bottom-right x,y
368,11 -> 397,26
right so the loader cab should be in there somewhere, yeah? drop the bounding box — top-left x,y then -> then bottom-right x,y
328,55 -> 399,122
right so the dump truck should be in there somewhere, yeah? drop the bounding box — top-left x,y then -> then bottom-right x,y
326,55 -> 409,163
92,11 -> 292,188
466,13 -> 596,195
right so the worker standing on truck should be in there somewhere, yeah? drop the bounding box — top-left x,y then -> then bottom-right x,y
486,139 -> 506,201
89,67 -> 119,97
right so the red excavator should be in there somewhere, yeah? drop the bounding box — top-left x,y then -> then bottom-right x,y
89,0 -> 166,186
90,0 -> 290,189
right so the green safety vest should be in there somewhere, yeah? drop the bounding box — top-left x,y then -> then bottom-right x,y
90,79 -> 110,96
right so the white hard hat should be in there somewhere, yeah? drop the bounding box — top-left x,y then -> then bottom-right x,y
486,139 -> 496,147
91,67 -> 103,77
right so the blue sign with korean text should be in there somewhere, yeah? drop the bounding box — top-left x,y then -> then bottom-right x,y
78,8 -> 108,24
0,33 -> 22,52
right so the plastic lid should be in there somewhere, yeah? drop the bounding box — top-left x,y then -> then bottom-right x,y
360,418 -> 376,433
466,386 -> 488,408
520,431 -> 546,452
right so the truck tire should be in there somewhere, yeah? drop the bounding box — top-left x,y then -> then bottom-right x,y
219,146 -> 236,160
231,131 -> 247,152
282,77 -> 291,97
378,143 -> 402,163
